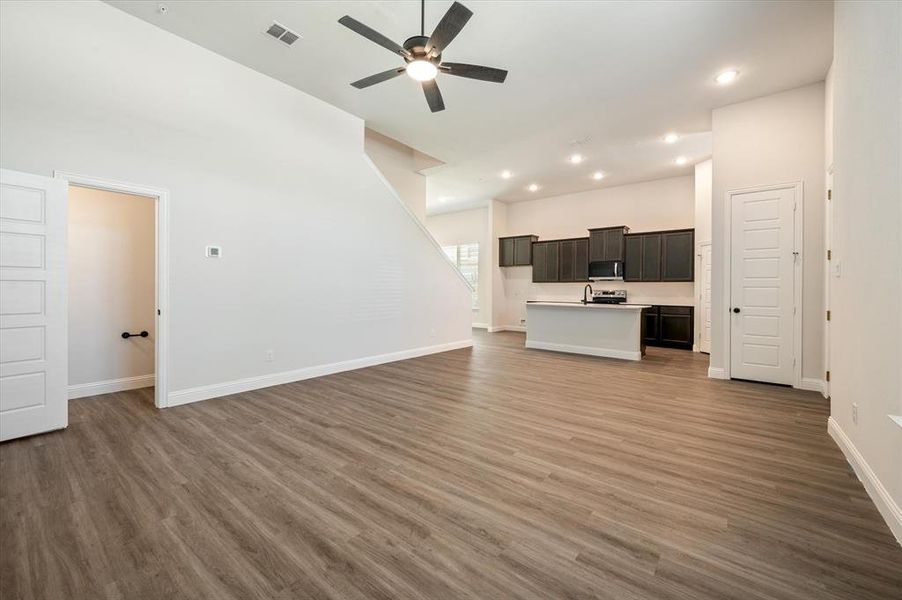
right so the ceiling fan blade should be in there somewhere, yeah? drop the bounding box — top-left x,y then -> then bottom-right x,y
425,2 -> 473,55
422,80 -> 445,112
351,68 -> 406,89
338,15 -> 408,57
440,62 -> 508,83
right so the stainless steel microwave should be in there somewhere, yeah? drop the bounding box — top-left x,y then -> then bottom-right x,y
588,260 -> 623,281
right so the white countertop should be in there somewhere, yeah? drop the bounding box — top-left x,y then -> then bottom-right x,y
526,301 -> 652,310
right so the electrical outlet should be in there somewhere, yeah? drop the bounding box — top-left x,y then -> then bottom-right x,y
852,402 -> 858,425
265,350 -> 274,362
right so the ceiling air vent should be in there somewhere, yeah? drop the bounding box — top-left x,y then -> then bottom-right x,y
265,21 -> 300,46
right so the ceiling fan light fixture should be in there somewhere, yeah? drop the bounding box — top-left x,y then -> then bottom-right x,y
406,60 -> 438,81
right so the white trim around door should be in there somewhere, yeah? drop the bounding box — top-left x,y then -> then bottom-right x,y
53,171 -> 170,409
722,181 -> 803,388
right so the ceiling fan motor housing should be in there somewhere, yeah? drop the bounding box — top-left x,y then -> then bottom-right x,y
403,36 -> 440,63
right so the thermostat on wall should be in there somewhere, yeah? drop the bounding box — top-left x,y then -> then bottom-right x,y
205,245 -> 222,258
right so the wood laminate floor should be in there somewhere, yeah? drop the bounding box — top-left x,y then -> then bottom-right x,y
2,331 -> 900,599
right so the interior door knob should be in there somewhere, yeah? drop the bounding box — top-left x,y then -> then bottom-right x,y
733,307 -> 741,313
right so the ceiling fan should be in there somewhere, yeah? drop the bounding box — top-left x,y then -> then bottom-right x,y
338,1 -> 508,113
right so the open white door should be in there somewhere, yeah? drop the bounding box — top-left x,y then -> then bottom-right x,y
0,169 -> 68,441
729,185 -> 796,385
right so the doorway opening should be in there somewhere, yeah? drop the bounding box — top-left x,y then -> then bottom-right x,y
56,172 -> 169,408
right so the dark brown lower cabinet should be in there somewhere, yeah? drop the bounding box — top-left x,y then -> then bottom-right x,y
643,305 -> 693,350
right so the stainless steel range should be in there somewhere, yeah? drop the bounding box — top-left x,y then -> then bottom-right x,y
591,289 -> 627,304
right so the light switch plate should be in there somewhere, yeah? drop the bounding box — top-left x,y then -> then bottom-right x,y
205,245 -> 222,258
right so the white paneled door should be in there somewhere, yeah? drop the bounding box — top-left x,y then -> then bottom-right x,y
699,242 -> 712,353
730,186 -> 796,385
0,169 -> 68,441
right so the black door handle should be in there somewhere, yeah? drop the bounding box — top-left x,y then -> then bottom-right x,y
122,331 -> 149,339
733,307 -> 740,314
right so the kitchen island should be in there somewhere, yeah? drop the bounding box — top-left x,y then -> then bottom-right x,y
525,302 -> 651,361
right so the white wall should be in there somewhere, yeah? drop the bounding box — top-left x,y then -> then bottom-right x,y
694,160 -> 713,245
694,159 -> 713,351
0,1 -> 472,402
488,199 -> 508,330
828,0 -> 901,541
69,186 -> 155,388
364,129 -> 427,224
425,208 -> 490,327
710,83 -> 825,384
497,176 -> 696,328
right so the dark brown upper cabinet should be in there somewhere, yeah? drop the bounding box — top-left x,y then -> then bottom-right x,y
624,233 -> 662,282
557,238 -> 589,283
588,226 -> 628,262
661,229 -> 694,281
531,240 -> 561,282
624,228 -> 694,282
531,238 -> 587,283
499,235 -> 538,267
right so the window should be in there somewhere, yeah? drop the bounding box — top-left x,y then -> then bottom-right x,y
443,243 -> 479,309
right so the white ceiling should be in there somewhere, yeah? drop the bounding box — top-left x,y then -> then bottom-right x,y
107,1 -> 833,214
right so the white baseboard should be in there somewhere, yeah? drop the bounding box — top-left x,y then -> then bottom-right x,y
472,322 -> 489,329
167,339 -> 473,408
707,366 -> 727,379
525,340 -> 641,361
828,416 -> 902,545
799,377 -> 826,395
487,325 -> 526,333
69,374 -> 155,399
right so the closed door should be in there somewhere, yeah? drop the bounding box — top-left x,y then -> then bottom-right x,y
730,186 -> 795,385
0,169 -> 68,441
699,242 -> 712,353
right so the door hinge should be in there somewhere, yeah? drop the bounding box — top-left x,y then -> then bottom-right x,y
827,189 -> 832,200
826,370 -> 831,382
827,249 -> 832,260
157,309 -> 161,316
826,310 -> 831,321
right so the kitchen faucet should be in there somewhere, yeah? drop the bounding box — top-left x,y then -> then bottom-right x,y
582,283 -> 593,304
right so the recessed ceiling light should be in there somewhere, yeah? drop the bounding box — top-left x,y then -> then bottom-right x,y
527,183 -> 539,192
674,156 -> 688,166
592,172 -> 604,181
663,133 -> 679,144
715,69 -> 739,85
569,154 -> 583,164
501,170 -> 512,179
